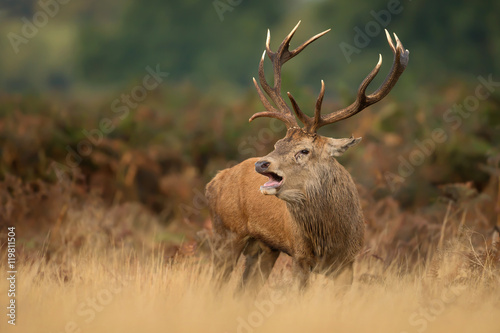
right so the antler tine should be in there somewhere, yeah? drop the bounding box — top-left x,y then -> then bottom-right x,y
367,31 -> 408,102
250,22 -> 330,130
312,30 -> 409,132
249,110 -> 298,127
250,49 -> 297,128
271,22 -> 330,92
250,76 -> 297,128
313,80 -> 325,130
287,92 -> 310,127
287,80 -> 327,133
385,29 -> 396,53
268,21 -> 331,65
255,48 -> 296,125
252,62 -> 277,114
286,29 -> 331,63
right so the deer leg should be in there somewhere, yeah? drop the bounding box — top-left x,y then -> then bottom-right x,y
292,257 -> 313,291
212,230 -> 246,288
238,240 -> 280,295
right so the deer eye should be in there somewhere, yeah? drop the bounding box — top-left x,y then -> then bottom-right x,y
295,149 -> 310,161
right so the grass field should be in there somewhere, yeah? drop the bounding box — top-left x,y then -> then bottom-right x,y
1,81 -> 499,333
1,198 -> 499,333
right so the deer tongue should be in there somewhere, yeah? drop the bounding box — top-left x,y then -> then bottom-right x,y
262,173 -> 282,188
264,178 -> 280,188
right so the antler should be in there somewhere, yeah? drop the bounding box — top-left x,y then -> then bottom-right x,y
249,21 -> 330,129
250,23 -> 410,135
289,29 -> 410,134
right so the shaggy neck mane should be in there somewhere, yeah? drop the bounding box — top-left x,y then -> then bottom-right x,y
285,160 -> 361,259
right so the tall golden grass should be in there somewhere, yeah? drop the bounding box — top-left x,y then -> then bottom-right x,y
1,201 -> 499,333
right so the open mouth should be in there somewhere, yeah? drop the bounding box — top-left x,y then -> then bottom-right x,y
259,172 -> 284,194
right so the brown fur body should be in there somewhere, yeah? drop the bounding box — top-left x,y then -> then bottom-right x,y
206,129 -> 365,289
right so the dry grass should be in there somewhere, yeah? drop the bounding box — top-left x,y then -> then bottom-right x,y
1,202 -> 500,333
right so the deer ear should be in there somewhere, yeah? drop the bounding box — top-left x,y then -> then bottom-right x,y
327,136 -> 362,157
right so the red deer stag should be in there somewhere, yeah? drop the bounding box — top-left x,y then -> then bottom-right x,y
206,21 -> 409,291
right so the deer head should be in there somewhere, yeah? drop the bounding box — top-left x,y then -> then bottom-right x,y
251,21 -> 409,200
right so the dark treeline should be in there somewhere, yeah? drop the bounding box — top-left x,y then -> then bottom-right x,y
1,0 -> 498,95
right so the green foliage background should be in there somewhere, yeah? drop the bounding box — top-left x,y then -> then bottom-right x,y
2,0 -> 499,93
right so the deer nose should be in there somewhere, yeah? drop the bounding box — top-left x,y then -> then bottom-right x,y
255,160 -> 271,173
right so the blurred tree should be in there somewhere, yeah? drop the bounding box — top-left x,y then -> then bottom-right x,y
1,0 -> 498,95
312,0 -> 500,83
3,0 -> 35,17
77,0 -> 288,88
396,0 -> 500,80
74,0 -> 500,96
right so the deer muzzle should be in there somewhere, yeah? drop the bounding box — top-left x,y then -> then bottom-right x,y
255,160 -> 284,195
